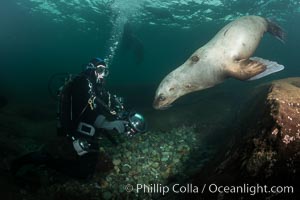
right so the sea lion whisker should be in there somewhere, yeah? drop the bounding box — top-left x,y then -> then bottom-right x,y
159,104 -> 172,110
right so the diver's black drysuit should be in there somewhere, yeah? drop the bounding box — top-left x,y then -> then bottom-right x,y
11,72 -> 125,179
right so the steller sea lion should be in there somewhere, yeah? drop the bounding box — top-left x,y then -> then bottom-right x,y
153,15 -> 285,110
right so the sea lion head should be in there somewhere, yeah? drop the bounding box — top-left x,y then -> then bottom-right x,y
152,72 -> 183,110
153,53 -> 213,110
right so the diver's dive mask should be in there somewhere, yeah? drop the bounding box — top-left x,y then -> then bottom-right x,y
95,64 -> 109,77
85,58 -> 109,83
94,64 -> 109,84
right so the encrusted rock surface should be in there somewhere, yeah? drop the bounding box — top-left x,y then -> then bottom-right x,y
268,78 -> 300,146
191,77 -> 300,200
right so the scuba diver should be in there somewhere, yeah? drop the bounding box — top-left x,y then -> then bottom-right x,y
11,57 -> 146,179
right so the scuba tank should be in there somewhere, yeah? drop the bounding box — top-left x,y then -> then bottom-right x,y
53,74 -> 75,137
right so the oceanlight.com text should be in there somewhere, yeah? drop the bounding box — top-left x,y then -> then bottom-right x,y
124,183 -> 294,196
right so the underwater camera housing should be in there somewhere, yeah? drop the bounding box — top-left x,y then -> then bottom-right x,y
111,95 -> 147,136
117,111 -> 147,137
124,112 -> 147,137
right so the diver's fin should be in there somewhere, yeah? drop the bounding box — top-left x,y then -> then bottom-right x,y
247,57 -> 284,81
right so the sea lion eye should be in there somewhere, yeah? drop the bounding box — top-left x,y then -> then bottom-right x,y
169,87 -> 174,91
158,95 -> 166,101
185,84 -> 192,89
191,55 -> 199,63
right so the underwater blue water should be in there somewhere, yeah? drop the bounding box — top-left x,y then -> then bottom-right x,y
1,0 -> 300,105
1,2 -> 300,198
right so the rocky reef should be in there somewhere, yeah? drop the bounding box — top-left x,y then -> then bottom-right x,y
191,77 -> 300,200
1,78 -> 299,200
268,78 -> 300,146
0,99 -> 217,200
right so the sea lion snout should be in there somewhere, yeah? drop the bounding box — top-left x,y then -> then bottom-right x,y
153,92 -> 175,110
153,71 -> 194,110
153,94 -> 167,109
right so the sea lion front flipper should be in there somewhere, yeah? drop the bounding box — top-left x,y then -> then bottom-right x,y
247,57 -> 284,80
227,57 -> 284,81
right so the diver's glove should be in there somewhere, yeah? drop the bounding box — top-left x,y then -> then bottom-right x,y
94,115 -> 128,134
103,120 -> 128,133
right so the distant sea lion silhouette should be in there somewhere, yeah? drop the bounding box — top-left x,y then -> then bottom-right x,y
121,22 -> 144,65
153,15 -> 285,110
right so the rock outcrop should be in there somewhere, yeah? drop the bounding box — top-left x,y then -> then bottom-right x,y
268,78 -> 300,146
191,77 -> 300,200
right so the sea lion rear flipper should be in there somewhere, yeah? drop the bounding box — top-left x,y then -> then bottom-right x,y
227,57 -> 284,81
